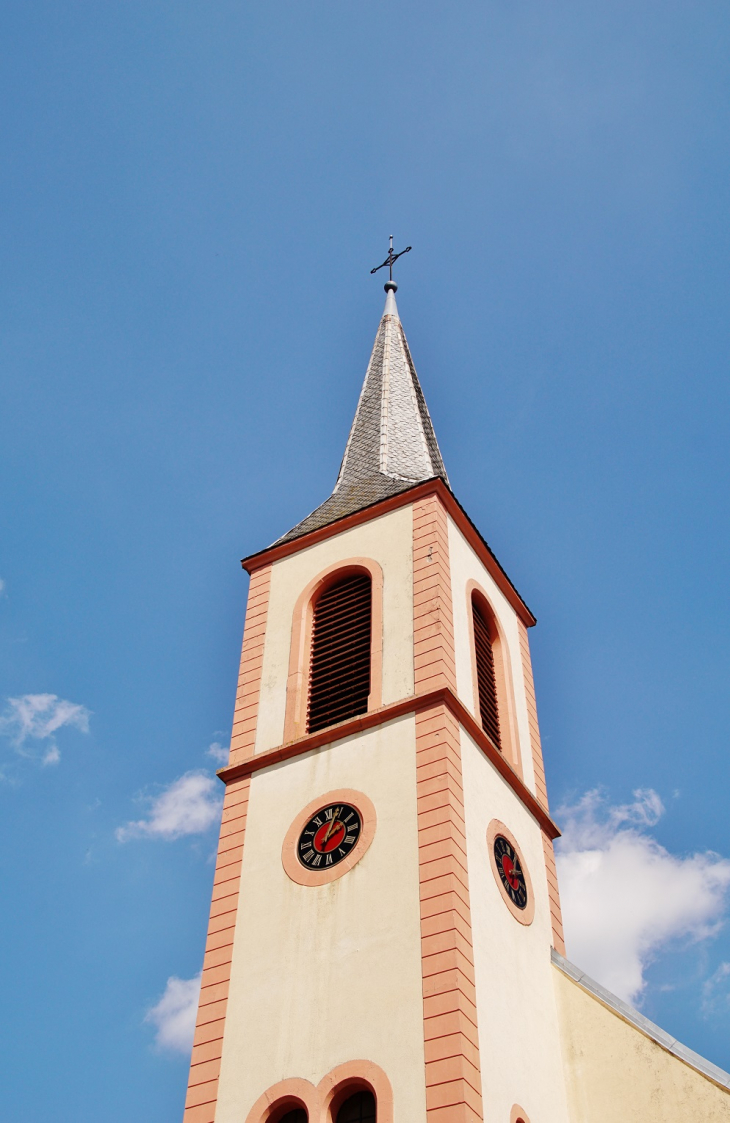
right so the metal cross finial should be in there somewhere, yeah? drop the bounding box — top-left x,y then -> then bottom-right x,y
371,235 -> 412,281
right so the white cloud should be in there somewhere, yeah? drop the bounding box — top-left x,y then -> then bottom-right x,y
0,693 -> 91,766
556,788 -> 730,1005
116,770 -> 223,842
145,972 -> 201,1054
206,740 -> 229,765
0,578 -> 5,595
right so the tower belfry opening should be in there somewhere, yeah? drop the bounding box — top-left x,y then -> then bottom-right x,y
306,571 -> 372,733
181,260 -> 730,1123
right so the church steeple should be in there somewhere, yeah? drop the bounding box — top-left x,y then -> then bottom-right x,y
182,272 -> 730,1123
277,281 -> 448,545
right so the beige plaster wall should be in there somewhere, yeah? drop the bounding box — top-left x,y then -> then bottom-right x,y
553,967 -> 730,1122
216,714 -> 427,1123
447,517 -> 535,792
255,505 -> 414,754
461,730 -> 570,1123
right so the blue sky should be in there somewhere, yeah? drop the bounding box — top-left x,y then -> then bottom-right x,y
1,1 -> 729,1118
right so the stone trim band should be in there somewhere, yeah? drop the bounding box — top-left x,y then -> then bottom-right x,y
218,687 -> 560,842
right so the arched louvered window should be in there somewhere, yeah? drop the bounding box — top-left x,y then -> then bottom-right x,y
307,572 -> 372,733
472,596 -> 501,750
336,1091 -> 376,1123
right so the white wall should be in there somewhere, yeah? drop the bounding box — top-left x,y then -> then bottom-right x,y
447,515 -> 536,793
216,714 -> 427,1123
461,730 -> 570,1123
255,504 -> 414,754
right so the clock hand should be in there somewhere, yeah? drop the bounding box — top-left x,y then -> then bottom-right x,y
322,808 -> 341,847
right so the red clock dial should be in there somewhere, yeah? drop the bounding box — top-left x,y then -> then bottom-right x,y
493,834 -> 528,910
297,803 -> 362,869
312,819 -> 346,852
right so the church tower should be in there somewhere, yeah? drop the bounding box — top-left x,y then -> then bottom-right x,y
180,271 -> 568,1123
181,275 -> 730,1123
182,274 -> 568,1123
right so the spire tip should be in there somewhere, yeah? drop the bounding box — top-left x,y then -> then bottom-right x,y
383,281 -> 399,318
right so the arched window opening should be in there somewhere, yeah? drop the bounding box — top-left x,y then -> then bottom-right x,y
336,1090 -> 376,1123
472,596 -> 501,750
307,572 -> 372,733
272,1108 -> 307,1123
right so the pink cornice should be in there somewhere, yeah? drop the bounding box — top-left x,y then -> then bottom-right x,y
217,686 -> 559,841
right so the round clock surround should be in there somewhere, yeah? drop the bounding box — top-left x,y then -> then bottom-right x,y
486,818 -> 535,926
282,789 -> 376,886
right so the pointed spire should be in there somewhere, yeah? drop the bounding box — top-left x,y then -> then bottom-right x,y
276,283 -> 448,545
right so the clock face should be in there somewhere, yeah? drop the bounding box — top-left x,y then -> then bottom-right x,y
493,834 -> 528,911
297,802 -> 362,870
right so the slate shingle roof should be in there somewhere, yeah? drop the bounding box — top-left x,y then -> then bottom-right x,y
276,285 -> 448,546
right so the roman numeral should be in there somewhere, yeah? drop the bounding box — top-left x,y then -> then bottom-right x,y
325,854 -> 333,865
301,849 -> 314,863
313,817 -> 322,827
345,834 -> 356,844
311,854 -> 322,867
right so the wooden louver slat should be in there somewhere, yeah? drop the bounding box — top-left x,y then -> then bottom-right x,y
307,573 -> 372,733
473,601 -> 501,750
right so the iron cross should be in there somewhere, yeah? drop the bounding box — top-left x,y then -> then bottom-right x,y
371,235 -> 412,281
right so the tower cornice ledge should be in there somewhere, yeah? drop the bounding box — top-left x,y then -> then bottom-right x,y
242,477 -> 537,629
216,684 -> 559,840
